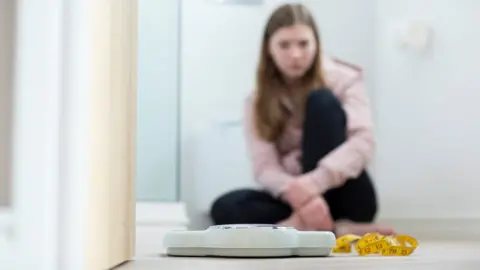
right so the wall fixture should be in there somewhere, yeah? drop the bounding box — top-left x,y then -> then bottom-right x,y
395,20 -> 434,53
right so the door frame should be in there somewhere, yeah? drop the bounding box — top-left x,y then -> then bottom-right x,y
57,0 -> 138,269
10,1 -> 137,269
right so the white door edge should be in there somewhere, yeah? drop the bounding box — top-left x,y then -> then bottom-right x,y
11,0 -> 65,269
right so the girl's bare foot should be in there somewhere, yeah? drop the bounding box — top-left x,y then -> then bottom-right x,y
335,220 -> 396,237
277,213 -> 306,230
297,198 -> 334,231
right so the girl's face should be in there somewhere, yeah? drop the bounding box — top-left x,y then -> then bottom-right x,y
268,24 -> 317,82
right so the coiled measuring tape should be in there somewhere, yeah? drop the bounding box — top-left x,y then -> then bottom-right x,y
332,233 -> 418,256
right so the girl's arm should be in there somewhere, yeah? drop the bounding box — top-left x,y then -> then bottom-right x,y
243,96 -> 295,197
307,61 -> 375,192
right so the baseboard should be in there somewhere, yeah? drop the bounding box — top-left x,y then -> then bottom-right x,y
135,202 -> 190,258
378,218 -> 480,241
136,201 -> 189,226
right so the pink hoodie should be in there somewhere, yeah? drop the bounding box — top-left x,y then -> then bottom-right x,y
244,56 -> 375,197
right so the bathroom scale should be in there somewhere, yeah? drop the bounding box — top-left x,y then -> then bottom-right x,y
163,224 -> 336,257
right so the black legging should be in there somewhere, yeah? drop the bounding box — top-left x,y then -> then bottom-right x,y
210,88 -> 378,226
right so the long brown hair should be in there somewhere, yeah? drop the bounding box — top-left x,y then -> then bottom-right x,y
254,4 -> 326,142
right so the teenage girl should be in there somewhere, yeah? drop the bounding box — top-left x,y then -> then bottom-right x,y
210,3 -> 395,236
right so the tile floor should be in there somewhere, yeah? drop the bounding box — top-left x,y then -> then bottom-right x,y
117,241 -> 480,270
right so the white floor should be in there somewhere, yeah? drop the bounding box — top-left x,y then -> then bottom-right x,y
129,208 -> 480,269
118,241 -> 480,270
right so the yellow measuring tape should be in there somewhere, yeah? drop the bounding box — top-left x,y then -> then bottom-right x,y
332,233 -> 418,256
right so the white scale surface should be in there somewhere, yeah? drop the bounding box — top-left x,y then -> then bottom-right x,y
163,224 -> 336,257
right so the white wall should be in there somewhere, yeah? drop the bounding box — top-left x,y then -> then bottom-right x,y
374,0 -> 480,219
137,0 -> 180,202
180,0 -> 269,227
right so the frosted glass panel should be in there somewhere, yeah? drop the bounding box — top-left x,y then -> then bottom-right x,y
136,0 -> 179,202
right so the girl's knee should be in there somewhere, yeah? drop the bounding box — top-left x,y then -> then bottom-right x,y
306,88 -> 343,114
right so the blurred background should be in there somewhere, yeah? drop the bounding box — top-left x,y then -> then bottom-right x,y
1,0 -> 480,267
136,0 -> 479,232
